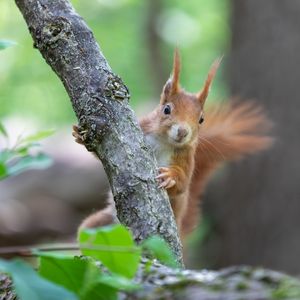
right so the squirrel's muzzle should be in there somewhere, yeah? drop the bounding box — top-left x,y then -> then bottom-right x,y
168,123 -> 192,146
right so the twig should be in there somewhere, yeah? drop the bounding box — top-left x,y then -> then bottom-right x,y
0,243 -> 140,258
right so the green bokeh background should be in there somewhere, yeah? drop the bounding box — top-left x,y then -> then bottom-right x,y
0,0 -> 230,127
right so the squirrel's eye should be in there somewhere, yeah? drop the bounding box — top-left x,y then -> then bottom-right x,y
163,105 -> 171,115
199,116 -> 204,124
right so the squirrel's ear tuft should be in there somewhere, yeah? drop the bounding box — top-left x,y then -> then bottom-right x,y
197,56 -> 222,106
161,48 -> 181,102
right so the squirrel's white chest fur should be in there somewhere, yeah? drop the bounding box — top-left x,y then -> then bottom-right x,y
145,134 -> 173,167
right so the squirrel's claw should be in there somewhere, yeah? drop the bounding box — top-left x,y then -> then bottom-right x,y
156,167 -> 176,189
72,125 -> 87,145
158,178 -> 176,189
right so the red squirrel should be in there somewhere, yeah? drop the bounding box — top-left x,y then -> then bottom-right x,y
73,50 -> 272,239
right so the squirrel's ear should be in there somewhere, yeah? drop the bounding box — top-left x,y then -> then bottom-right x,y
161,48 -> 181,102
197,56 -> 222,106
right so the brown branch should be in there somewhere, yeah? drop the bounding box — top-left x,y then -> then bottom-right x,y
14,0 -> 183,265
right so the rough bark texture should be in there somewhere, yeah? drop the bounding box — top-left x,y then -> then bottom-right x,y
2,263 -> 300,300
14,0 -> 182,264
201,0 -> 300,273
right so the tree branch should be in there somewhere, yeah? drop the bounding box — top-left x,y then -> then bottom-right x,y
15,0 -> 183,265
2,263 -> 300,300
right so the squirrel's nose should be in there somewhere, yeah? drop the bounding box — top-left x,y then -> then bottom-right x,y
177,127 -> 188,139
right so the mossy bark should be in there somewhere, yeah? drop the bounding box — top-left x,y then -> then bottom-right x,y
2,264 -> 300,300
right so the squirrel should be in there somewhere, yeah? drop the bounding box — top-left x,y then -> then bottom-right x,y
73,49 -> 272,239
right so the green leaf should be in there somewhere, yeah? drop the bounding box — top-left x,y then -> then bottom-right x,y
7,153 -> 53,176
0,162 -> 8,180
78,225 -> 141,278
38,253 -> 137,300
39,255 -> 100,296
0,149 -> 16,163
15,146 -> 31,157
21,129 -> 55,144
15,143 -> 40,157
0,122 -> 8,137
81,283 -> 117,300
80,273 -> 139,300
0,259 -> 77,300
96,273 -> 139,291
141,236 -> 179,268
0,40 -> 16,50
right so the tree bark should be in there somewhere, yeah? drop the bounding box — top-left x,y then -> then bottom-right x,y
14,0 -> 183,265
201,0 -> 300,274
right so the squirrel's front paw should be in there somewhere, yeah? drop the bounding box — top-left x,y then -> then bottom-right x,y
72,125 -> 88,145
156,167 -> 176,189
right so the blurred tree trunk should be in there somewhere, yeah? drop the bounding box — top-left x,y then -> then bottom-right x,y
145,0 -> 168,96
200,0 -> 300,274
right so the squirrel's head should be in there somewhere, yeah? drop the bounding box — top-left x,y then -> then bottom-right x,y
157,49 -> 221,148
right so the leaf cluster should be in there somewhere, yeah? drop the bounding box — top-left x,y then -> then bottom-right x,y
0,225 -> 179,300
0,122 -> 54,180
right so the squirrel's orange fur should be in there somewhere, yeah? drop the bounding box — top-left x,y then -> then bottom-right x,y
75,50 -> 272,239
139,50 -> 222,235
183,101 -> 272,236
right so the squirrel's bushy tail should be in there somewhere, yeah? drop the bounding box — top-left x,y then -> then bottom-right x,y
181,101 -> 273,237
78,192 -> 117,231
